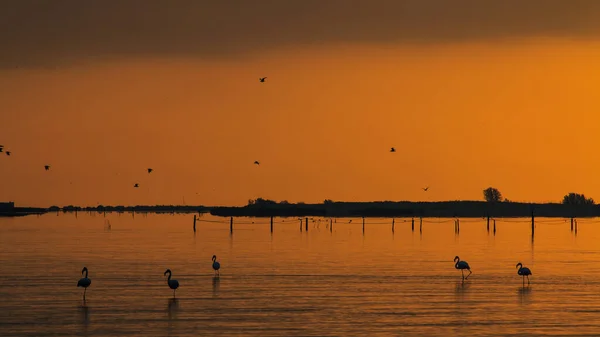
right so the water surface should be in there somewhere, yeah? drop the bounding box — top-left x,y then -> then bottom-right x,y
1,214 -> 599,336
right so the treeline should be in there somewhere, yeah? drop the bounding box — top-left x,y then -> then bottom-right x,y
210,198 -> 600,218
56,205 -> 211,214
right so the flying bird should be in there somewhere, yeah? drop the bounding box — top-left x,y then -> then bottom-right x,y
5,151 -> 10,156
254,161 -> 260,166
422,186 -> 429,191
0,147 -> 3,153
390,147 -> 396,152
77,267 -> 92,301
516,262 -> 532,285
134,183 -> 139,188
259,77 -> 267,82
44,165 -> 50,171
454,256 -> 472,280
164,269 -> 179,298
212,255 -> 221,276
147,168 -> 153,174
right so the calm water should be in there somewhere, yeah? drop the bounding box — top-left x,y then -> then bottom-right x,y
1,213 -> 600,336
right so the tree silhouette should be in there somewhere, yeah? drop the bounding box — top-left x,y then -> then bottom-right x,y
483,187 -> 503,202
562,193 -> 595,205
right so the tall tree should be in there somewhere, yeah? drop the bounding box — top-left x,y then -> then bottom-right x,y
483,187 -> 503,202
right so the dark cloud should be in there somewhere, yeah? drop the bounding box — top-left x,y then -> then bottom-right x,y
2,0 -> 600,68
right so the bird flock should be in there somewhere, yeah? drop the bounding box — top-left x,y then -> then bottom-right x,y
1,76 -> 433,198
75,255 -> 531,301
76,255 -> 222,300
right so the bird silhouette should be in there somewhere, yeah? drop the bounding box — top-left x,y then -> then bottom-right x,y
254,161 -> 260,166
390,147 -> 396,152
259,77 -> 267,82
422,186 -> 429,191
164,269 -> 179,298
516,262 -> 532,285
212,255 -> 221,276
44,165 -> 50,171
454,256 -> 472,280
134,183 -> 139,188
5,151 -> 10,156
77,267 -> 92,301
0,147 -> 3,153
147,168 -> 153,174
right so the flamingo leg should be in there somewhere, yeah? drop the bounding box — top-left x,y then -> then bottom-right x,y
527,275 -> 530,285
465,269 -> 472,279
173,289 -> 176,298
461,269 -> 464,279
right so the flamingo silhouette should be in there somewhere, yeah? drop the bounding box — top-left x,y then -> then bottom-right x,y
516,262 -> 532,285
77,267 -> 92,301
454,256 -> 472,280
164,269 -> 179,297
212,255 -> 221,276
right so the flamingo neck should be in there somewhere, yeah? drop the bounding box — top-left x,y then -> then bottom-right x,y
166,272 -> 171,281
83,269 -> 88,278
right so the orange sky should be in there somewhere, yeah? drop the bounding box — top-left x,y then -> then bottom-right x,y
1,39 -> 600,206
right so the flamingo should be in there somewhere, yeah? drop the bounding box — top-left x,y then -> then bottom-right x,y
259,77 -> 267,82
164,269 -> 179,297
212,255 -> 221,276
454,256 -> 472,280
77,267 -> 92,301
516,262 -> 532,285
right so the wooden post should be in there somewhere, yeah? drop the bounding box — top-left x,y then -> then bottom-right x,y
531,211 -> 535,236
419,217 -> 422,233
362,217 -> 365,234
570,217 -> 574,232
230,216 -> 233,234
330,218 -> 333,232
487,216 -> 490,232
270,216 -> 274,233
392,218 -> 395,233
411,218 -> 415,232
75,209 -> 78,218
575,219 -> 578,234
305,218 -> 308,232
193,215 -> 197,232
103,210 -> 106,217
300,219 -> 302,232
493,219 -> 496,234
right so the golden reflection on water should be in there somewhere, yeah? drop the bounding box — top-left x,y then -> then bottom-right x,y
1,214 -> 600,336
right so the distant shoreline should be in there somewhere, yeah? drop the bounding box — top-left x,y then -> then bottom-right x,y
1,201 -> 599,218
